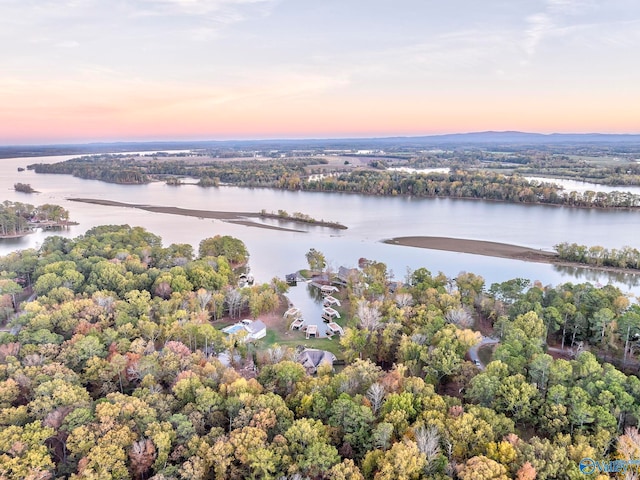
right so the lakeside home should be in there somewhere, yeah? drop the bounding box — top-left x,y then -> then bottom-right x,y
222,319 -> 267,341
297,348 -> 337,374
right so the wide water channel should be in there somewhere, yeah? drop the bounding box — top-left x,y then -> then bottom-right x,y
2,154 -> 640,296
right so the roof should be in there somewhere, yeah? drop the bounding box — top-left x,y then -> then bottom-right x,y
298,349 -> 337,370
245,320 -> 266,334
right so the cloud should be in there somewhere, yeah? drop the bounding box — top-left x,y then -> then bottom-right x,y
523,0 -> 603,56
524,13 -> 554,56
131,0 -> 279,21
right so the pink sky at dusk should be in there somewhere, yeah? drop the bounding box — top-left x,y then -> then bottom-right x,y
1,0 -> 639,144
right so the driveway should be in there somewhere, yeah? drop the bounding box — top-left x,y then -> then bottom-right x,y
468,336 -> 499,370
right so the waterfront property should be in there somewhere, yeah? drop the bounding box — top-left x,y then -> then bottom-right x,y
222,319 -> 267,341
297,348 -> 337,374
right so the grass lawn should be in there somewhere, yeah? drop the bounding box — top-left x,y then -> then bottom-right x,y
219,288 -> 351,362
259,324 -> 344,359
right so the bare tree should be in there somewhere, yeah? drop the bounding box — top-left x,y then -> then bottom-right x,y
366,382 -> 386,416
225,289 -> 244,319
444,307 -> 473,328
196,288 -> 212,312
395,292 -> 413,308
414,425 -> 441,469
357,299 -> 382,331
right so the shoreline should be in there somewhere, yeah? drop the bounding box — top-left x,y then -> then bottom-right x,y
384,236 -> 640,276
67,198 -> 344,232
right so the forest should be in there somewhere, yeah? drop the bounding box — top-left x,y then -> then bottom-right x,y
29,155 -> 640,209
555,242 -> 640,270
1,225 -> 640,479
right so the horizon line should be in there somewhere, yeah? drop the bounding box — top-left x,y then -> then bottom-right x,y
4,130 -> 640,149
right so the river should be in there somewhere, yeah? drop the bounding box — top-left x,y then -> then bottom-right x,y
2,153 -> 640,295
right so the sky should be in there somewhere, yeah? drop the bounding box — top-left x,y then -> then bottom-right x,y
1,0 -> 640,144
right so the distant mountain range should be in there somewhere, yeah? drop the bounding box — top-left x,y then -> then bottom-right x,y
404,131 -> 640,144
3,131 -> 640,158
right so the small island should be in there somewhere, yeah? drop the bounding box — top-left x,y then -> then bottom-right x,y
13,183 -> 37,194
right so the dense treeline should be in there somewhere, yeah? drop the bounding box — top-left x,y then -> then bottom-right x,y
302,170 -> 640,208
2,226 -> 640,478
387,149 -> 640,186
30,154 -> 640,208
29,155 -> 326,186
513,157 -> 640,186
0,202 -> 71,238
555,242 -> 640,269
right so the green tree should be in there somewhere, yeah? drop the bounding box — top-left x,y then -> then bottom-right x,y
198,236 -> 248,266
305,248 -> 327,272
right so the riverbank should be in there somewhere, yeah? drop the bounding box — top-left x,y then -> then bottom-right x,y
68,198 -> 345,232
384,236 -> 640,275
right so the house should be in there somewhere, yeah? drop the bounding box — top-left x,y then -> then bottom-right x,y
244,320 -> 266,340
222,319 -> 267,342
297,348 -> 337,374
332,266 -> 360,287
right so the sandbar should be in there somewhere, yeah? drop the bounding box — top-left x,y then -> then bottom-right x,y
67,198 -> 331,232
384,236 -> 640,276
384,236 -> 557,263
